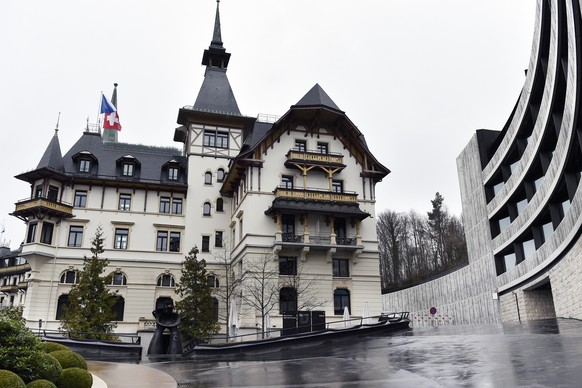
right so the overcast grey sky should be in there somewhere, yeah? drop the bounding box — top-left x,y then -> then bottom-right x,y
0,1 -> 535,249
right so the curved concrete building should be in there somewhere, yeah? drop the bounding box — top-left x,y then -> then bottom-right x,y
383,0 -> 582,324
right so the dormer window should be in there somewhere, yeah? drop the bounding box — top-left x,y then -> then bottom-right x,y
168,167 -> 179,180
72,151 -> 98,174
122,163 -> 134,176
116,155 -> 140,178
79,159 -> 91,172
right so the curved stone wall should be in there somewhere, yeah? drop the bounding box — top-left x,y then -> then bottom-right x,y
383,0 -> 582,324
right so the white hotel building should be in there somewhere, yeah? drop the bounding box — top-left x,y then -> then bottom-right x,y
10,3 -> 390,334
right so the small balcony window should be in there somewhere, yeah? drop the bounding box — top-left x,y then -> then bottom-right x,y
332,180 -> 343,193
282,175 -> 293,189
295,140 -> 306,152
317,142 -> 329,154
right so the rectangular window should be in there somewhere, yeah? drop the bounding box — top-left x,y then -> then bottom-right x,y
68,226 -> 84,247
279,256 -> 297,276
169,232 -> 181,252
74,190 -> 87,208
172,198 -> 183,215
317,142 -> 328,154
79,159 -> 91,172
202,236 -> 210,252
282,175 -> 293,189
168,167 -> 179,180
332,259 -> 350,277
47,186 -> 59,201
114,228 -> 129,249
26,223 -> 37,243
159,197 -> 171,213
295,139 -> 306,152
40,222 -> 54,245
122,163 -> 134,176
35,185 -> 43,198
215,231 -> 223,248
156,231 -> 168,251
118,193 -> 131,211
332,180 -> 343,193
282,214 -> 295,235
203,130 -> 229,148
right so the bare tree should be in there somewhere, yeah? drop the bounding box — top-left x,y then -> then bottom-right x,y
211,238 -> 239,341
280,260 -> 326,312
241,253 -> 279,339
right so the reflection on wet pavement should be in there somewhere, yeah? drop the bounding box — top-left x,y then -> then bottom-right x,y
146,318 -> 582,387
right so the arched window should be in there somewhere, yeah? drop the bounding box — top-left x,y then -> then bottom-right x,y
207,275 -> 219,288
60,270 -> 78,284
279,287 -> 297,314
111,272 -> 127,286
56,294 -> 69,320
112,296 -> 125,321
204,171 -> 213,185
334,288 -> 351,315
216,197 -> 224,212
157,274 -> 176,287
203,202 -> 211,216
217,168 -> 225,183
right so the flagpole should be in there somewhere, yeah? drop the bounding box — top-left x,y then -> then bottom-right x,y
97,91 -> 103,132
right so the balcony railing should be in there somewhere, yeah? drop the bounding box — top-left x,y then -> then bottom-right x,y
274,187 -> 358,203
277,233 -> 358,247
12,196 -> 74,219
0,264 -> 31,276
286,149 -> 344,165
0,285 -> 19,293
282,233 -> 303,243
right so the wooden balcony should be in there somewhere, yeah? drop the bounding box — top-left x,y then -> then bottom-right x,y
0,285 -> 18,293
285,150 -> 345,171
0,263 -> 31,276
274,187 -> 358,203
12,196 -> 74,221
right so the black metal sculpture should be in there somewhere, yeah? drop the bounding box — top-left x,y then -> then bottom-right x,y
147,297 -> 183,355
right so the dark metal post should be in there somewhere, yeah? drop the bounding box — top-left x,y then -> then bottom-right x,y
513,292 -> 521,324
38,319 -> 42,336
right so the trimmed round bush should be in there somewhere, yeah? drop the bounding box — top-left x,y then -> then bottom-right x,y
39,342 -> 69,353
56,368 -> 92,388
49,350 -> 87,370
26,352 -> 62,383
27,379 -> 57,388
0,369 -> 26,388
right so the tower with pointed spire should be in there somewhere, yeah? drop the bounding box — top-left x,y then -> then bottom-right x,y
9,2 -> 390,335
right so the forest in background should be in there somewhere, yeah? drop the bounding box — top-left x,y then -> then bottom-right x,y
377,192 -> 468,292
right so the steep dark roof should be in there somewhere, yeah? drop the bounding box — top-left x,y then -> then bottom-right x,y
36,130 -> 64,171
58,131 -> 187,186
193,68 -> 241,116
293,83 -> 342,112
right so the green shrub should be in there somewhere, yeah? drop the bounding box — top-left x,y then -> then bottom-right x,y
48,350 -> 87,370
25,353 -> 62,383
26,379 -> 57,388
56,368 -> 92,388
0,315 -> 43,382
0,369 -> 26,388
39,342 -> 69,354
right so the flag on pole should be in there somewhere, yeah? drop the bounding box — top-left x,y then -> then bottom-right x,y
100,93 -> 122,131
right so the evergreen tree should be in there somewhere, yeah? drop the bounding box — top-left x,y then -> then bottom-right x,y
60,227 -> 117,339
175,247 -> 220,341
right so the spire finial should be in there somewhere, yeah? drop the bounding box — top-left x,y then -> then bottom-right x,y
111,83 -> 118,109
55,112 -> 61,133
211,0 -> 223,48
